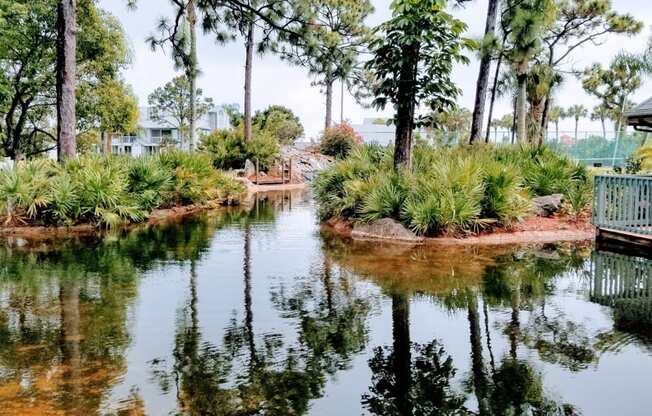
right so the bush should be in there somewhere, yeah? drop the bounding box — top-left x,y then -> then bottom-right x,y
199,129 -> 247,170
253,105 -> 304,145
0,153 -> 244,228
200,127 -> 280,171
315,143 -> 590,236
319,124 -> 363,159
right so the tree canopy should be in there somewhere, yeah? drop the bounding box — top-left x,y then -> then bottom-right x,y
147,75 -> 214,146
0,0 -> 134,159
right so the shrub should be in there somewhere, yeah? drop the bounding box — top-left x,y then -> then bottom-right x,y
315,143 -> 590,236
319,124 -> 363,159
253,105 -> 304,145
0,153 -> 244,228
199,128 -> 247,170
200,127 -> 280,171
246,130 -> 280,171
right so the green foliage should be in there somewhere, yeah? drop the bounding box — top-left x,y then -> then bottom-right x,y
147,75 -> 214,145
253,105 -> 304,144
0,0 -> 133,159
199,127 -> 280,171
582,51 -> 651,133
277,0 -> 374,113
199,129 -> 248,170
0,154 -> 243,227
315,144 -> 590,235
77,77 -> 139,135
365,0 -> 473,125
319,124 -> 363,159
563,178 -> 592,218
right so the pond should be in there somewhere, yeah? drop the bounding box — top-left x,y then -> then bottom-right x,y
1,189 -> 651,415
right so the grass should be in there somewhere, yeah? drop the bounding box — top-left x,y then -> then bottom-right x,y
314,143 -> 590,236
0,151 -> 244,228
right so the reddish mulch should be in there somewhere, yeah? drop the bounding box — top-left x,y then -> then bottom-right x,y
323,213 -> 595,247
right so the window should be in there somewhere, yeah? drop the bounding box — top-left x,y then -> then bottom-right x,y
112,145 -> 119,154
148,107 -> 159,120
124,146 -> 132,155
144,146 -> 159,155
151,129 -> 174,144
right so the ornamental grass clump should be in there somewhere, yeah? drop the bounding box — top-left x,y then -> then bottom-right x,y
0,153 -> 244,228
315,143 -> 590,236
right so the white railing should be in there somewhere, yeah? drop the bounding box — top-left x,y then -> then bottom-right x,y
593,175 -> 652,236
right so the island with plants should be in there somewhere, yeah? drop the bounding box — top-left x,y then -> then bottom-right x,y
315,143 -> 594,245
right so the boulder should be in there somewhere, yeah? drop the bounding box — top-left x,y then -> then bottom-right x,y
352,218 -> 424,243
244,159 -> 256,177
532,194 -> 564,217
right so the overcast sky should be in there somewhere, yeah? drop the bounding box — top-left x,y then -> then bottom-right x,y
99,0 -> 652,139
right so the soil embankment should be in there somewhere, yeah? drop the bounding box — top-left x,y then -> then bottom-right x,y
323,214 -> 595,247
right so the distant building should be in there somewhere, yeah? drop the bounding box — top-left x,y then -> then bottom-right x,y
350,118 -> 396,146
349,118 -> 434,146
111,105 -> 235,156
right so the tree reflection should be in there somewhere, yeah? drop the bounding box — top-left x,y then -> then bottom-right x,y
362,292 -> 470,416
159,195 -> 373,415
0,210 -> 238,414
324,238 -> 592,415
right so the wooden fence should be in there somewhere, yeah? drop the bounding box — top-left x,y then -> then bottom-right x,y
592,175 -> 652,236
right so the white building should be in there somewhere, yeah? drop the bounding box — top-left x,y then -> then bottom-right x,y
350,118 -> 396,146
111,105 -> 234,156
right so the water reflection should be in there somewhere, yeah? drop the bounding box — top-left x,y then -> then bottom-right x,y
591,250 -> 652,339
0,191 -> 652,415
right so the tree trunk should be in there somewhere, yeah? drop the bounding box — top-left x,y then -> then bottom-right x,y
509,284 -> 521,360
470,0 -> 499,144
340,79 -> 345,124
511,97 -> 517,144
244,22 -> 254,143
243,222 -> 257,366
325,76 -> 334,130
56,0 -> 77,161
468,296 -> 489,415
394,45 -> 419,169
555,122 -> 559,142
574,118 -> 579,141
392,293 -> 411,416
516,73 -> 527,144
485,37 -> 506,144
601,119 -> 606,139
60,280 -> 81,412
187,0 -> 198,151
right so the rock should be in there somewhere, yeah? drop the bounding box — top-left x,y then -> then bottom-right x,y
532,194 -> 564,217
352,218 -> 424,243
280,145 -> 334,182
244,159 -> 256,177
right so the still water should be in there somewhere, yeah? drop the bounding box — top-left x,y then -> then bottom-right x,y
1,190 -> 652,415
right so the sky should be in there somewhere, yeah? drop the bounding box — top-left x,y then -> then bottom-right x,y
99,0 -> 652,139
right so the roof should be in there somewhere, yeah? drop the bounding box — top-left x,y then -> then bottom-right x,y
627,97 -> 652,118
626,97 -> 652,131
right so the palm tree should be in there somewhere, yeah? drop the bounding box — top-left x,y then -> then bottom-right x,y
56,0 -> 77,161
591,104 -> 610,139
567,104 -> 587,141
547,105 -> 563,142
503,0 -> 555,144
470,0 -> 501,143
